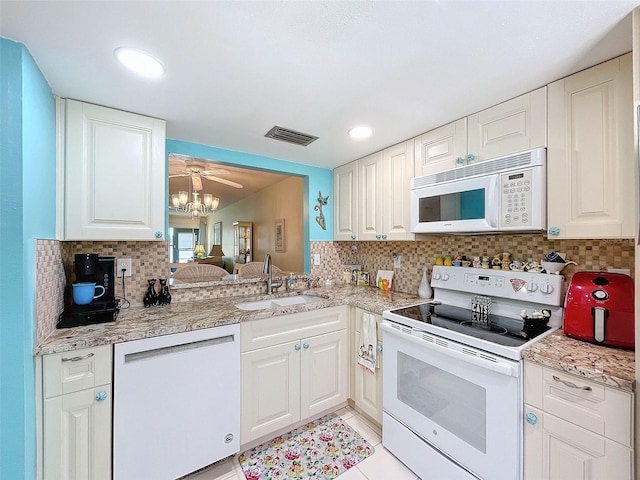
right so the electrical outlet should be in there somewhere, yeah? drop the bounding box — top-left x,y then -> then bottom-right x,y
313,253 -> 321,265
116,258 -> 132,277
393,255 -> 402,268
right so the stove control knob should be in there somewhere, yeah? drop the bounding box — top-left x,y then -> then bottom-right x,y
432,272 -> 441,280
528,283 -> 539,292
539,284 -> 554,294
442,273 -> 450,281
592,289 -> 608,300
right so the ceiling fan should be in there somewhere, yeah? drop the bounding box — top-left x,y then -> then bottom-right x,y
168,156 -> 244,191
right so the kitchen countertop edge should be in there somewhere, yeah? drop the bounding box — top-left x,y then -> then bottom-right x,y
522,329 -> 635,392
35,286 -> 423,356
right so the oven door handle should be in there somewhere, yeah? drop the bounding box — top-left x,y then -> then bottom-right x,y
381,322 -> 517,377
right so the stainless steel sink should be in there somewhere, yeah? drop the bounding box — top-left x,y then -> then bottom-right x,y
235,294 -> 323,311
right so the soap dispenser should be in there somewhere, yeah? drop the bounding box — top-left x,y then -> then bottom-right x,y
418,265 -> 432,299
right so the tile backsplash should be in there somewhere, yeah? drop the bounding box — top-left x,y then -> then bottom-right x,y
36,235 -> 635,344
310,235 -> 635,295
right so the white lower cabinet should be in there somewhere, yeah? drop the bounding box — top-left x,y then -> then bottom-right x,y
352,308 -> 383,424
40,345 -> 112,480
240,306 -> 349,445
523,361 -> 633,480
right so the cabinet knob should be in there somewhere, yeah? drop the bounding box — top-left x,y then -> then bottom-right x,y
467,153 -> 475,163
154,231 -> 163,239
375,234 -> 381,240
351,234 -> 356,240
303,342 -> 310,349
381,234 -> 387,240
525,412 -> 537,425
376,345 -> 383,352
548,226 -> 560,236
95,391 -> 108,402
295,344 -> 301,351
455,157 -> 464,165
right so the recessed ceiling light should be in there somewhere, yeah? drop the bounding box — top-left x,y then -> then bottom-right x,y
114,47 -> 164,78
348,126 -> 373,139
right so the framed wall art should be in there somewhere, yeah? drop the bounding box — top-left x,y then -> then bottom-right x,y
275,218 -> 286,252
213,221 -> 222,245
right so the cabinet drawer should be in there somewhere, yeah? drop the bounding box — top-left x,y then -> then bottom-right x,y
241,305 -> 348,352
43,345 -> 112,398
525,361 -> 633,447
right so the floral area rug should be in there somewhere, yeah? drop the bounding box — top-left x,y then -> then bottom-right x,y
238,413 -> 375,479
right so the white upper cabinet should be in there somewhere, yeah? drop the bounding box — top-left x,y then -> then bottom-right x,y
547,54 -> 634,239
333,160 -> 358,241
414,87 -> 547,176
334,139 -> 414,241
414,118 -> 467,176
62,99 -> 166,240
467,86 -> 547,162
358,140 -> 414,241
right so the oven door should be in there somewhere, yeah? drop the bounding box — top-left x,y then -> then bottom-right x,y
410,173 -> 499,233
381,321 -> 521,480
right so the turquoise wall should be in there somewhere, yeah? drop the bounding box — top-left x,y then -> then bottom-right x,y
0,38 -> 56,480
167,139 -> 333,272
0,38 -> 332,479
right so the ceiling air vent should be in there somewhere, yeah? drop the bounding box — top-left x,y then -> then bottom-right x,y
265,125 -> 318,146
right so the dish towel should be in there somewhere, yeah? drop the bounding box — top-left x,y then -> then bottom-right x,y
357,313 -> 378,373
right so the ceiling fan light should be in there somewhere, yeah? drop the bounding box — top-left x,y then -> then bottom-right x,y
192,192 -> 202,209
178,191 -> 188,205
171,193 -> 180,207
203,193 -> 213,207
210,197 -> 220,210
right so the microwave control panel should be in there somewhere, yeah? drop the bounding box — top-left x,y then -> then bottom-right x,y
500,169 -> 533,227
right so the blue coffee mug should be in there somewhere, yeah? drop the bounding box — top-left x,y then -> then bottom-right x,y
73,282 -> 106,305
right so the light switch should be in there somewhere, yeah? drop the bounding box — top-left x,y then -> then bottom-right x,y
313,253 -> 321,265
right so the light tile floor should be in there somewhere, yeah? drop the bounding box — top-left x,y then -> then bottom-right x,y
185,406 -> 420,480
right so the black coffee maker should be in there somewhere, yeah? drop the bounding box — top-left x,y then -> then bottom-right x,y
57,254 -> 119,329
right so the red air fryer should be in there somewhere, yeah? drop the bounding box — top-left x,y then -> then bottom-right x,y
564,271 -> 635,350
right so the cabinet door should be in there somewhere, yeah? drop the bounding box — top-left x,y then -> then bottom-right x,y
44,386 -> 112,480
333,161 -> 359,240
353,309 -> 383,424
241,340 -> 301,443
382,140 -> 415,240
547,54 -> 634,238
300,329 -> 348,420
414,118 -> 467,176
64,99 -> 166,240
524,405 -> 633,480
358,152 -> 383,241
354,341 -> 383,424
468,87 -> 546,162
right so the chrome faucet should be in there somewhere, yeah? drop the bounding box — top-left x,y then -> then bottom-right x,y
263,254 -> 283,294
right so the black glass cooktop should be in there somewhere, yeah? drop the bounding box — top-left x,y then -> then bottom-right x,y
389,303 -> 549,347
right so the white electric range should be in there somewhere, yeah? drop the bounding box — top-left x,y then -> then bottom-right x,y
382,265 -> 564,480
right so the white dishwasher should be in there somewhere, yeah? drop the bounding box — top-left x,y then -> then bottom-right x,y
113,323 -> 240,480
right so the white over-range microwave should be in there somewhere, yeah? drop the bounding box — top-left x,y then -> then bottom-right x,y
410,148 -> 546,234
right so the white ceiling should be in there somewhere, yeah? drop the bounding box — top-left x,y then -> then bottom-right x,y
1,1 -> 638,171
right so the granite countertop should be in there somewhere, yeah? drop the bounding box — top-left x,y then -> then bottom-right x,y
36,285 -> 422,355
523,329 -> 635,392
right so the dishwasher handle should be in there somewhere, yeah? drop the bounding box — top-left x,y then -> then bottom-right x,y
124,334 -> 234,364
